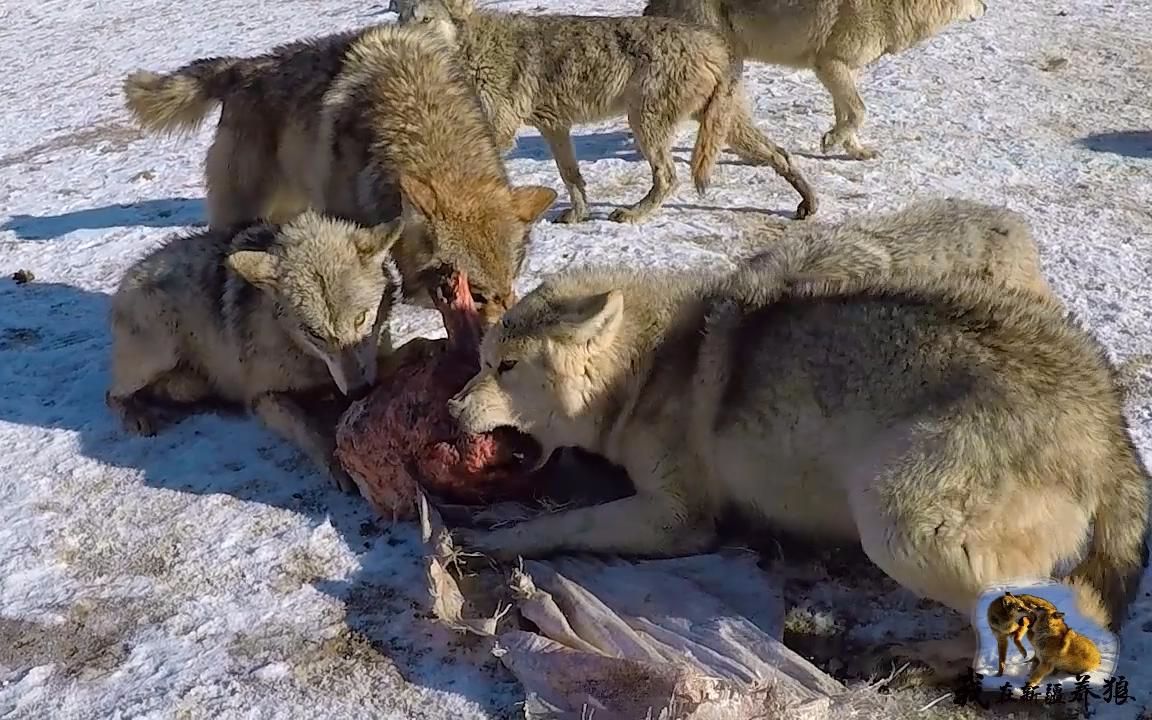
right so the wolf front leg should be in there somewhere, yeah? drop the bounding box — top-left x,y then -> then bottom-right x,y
453,492 -> 717,562
539,125 -> 590,224
813,58 -> 877,160
250,391 -> 358,494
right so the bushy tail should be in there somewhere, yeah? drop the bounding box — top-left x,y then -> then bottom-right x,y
1067,446 -> 1151,632
690,67 -> 736,196
122,57 -> 244,135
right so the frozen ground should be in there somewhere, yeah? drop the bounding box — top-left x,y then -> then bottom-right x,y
1,0 -> 1150,717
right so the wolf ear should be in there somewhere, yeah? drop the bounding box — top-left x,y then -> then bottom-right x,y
510,185 -> 558,224
355,219 -> 403,265
1004,591 -> 1014,597
1052,612 -> 1065,620
227,250 -> 279,290
557,290 -> 624,344
399,174 -> 438,220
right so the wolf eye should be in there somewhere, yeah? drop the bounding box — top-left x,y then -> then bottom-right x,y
355,310 -> 370,327
471,291 -> 488,306
497,360 -> 517,375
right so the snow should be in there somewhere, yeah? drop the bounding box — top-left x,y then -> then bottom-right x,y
1,0 -> 1150,717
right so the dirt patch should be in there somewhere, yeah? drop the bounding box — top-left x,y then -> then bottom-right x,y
0,122 -> 145,170
0,597 -> 169,682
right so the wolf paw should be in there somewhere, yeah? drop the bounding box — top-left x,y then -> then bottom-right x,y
555,207 -> 588,224
794,198 -> 816,220
608,206 -> 650,224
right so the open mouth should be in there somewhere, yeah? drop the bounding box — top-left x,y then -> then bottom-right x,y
483,425 -> 544,472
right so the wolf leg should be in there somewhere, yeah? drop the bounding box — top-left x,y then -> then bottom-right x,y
609,108 -> 677,224
107,324 -> 183,436
205,125 -> 276,227
725,93 -> 818,218
995,634 -> 1008,676
452,493 -> 716,561
250,391 -> 358,494
539,126 -> 590,224
813,58 -> 877,160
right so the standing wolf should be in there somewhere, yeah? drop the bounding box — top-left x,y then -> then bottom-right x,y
397,0 -> 817,223
121,24 -> 556,325
642,0 -> 987,159
107,211 -> 403,492
445,203 -> 1150,659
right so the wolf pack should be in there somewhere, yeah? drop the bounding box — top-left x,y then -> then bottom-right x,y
107,0 -> 1149,691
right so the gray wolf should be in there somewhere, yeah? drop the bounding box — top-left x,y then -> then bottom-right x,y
121,24 -> 556,326
444,220 -> 1150,644
396,0 -> 817,223
642,0 -> 988,159
747,197 -> 1054,298
106,211 -> 403,492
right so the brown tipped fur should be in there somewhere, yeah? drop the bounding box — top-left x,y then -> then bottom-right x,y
643,0 -> 987,159
119,24 -> 555,323
316,24 -> 556,325
1025,610 -> 1103,687
399,0 -> 816,223
122,66 -> 228,135
445,199 -> 1150,683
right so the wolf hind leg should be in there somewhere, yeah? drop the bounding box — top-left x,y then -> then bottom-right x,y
609,105 -> 678,224
205,125 -> 278,227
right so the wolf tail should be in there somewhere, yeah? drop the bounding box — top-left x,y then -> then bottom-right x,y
690,64 -> 736,196
122,57 -> 245,135
1067,437 -> 1151,632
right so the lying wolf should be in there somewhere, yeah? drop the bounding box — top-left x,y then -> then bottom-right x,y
642,0 -> 987,159
446,204 -> 1150,648
106,211 -> 403,492
745,196 -> 1054,298
397,0 -> 817,223
122,24 -> 556,325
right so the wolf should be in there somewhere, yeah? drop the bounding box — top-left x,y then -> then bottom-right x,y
106,211 -> 403,492
444,226 -> 1151,661
985,591 -> 1059,676
746,197 -> 1054,298
642,0 -> 988,160
121,24 -> 556,326
396,0 -> 817,223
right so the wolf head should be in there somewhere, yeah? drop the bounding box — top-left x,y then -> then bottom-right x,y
227,211 -> 402,400
1029,609 -> 1070,641
447,277 -> 626,458
996,592 -> 1034,624
395,0 -> 469,41
395,174 -> 556,329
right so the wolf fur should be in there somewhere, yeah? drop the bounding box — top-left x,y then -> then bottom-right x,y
396,0 -> 817,223
749,197 -> 1054,298
446,221 -> 1151,639
642,0 -> 987,159
106,211 -> 403,492
121,24 -> 556,325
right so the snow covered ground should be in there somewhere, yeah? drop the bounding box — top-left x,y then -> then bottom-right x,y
1,0 -> 1150,717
